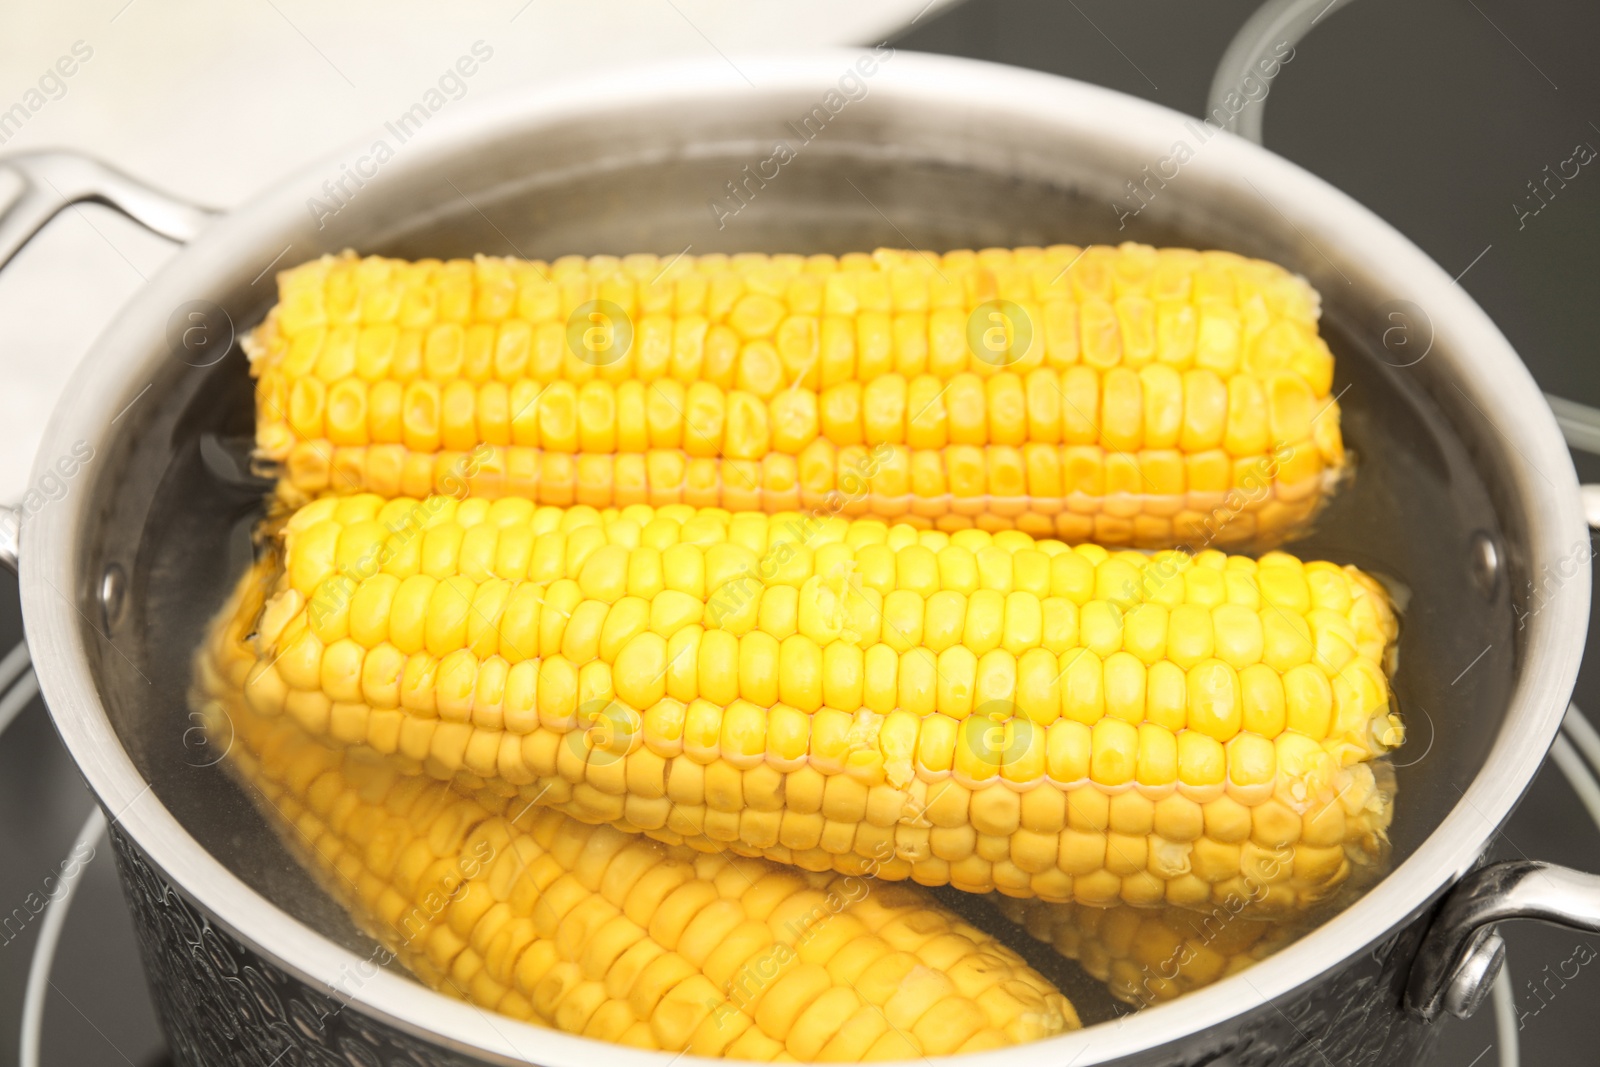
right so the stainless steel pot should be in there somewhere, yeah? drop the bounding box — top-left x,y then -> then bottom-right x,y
2,50 -> 1595,1067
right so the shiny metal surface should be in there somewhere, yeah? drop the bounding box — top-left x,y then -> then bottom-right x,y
4,50 -> 1592,1065
0,151 -> 215,581
1408,860 -> 1600,1019
1581,484 -> 1600,529
1440,930 -> 1505,1021
1207,0 -> 1355,141
1545,394 -> 1600,458
0,152 -> 215,269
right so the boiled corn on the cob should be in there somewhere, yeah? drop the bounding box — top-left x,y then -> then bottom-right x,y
199,675 -> 1080,1058
992,897 -> 1297,1008
209,492 -> 1400,916
250,245 -> 1347,550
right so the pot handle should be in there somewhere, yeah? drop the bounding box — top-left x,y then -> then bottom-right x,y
1407,859 -> 1600,1019
0,151 -> 217,573
0,150 -> 215,272
1409,487 -> 1600,1019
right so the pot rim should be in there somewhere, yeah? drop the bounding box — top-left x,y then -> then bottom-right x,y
19,48 -> 1588,1065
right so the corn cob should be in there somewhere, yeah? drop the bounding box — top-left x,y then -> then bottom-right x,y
249,245 -> 1346,550
198,666 -> 1079,1058
991,897 -> 1297,1008
210,494 -> 1400,916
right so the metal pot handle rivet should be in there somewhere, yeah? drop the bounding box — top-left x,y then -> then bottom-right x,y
0,150 -> 215,576
99,562 -> 127,631
1407,860 -> 1600,1019
1439,929 -> 1506,1019
1467,530 -> 1501,599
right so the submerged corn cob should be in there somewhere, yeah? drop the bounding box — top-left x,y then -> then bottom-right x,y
199,669 -> 1079,1058
249,245 -> 1346,549
209,494 -> 1400,915
992,897 -> 1298,1008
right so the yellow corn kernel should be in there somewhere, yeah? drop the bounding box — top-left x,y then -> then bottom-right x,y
993,897 -> 1297,1007
206,699 -> 1079,1056
256,248 -> 1345,550
203,497 -> 1397,912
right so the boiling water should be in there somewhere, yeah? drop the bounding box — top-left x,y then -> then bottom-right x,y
83,147 -> 1516,1029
